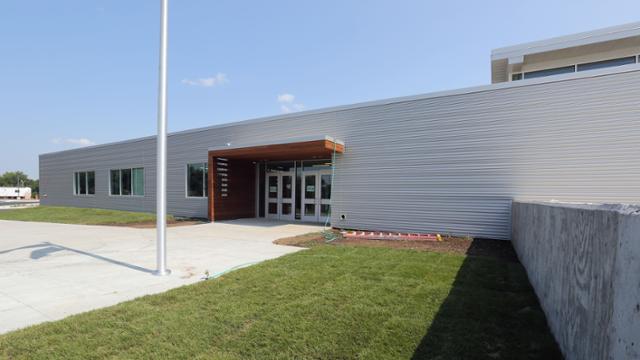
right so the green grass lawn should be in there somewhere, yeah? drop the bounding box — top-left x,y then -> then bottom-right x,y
0,245 -> 560,359
0,206 -> 172,225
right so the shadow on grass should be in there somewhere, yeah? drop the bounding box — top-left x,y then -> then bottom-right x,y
411,240 -> 563,359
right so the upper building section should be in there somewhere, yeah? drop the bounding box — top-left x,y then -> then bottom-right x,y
491,22 -> 640,83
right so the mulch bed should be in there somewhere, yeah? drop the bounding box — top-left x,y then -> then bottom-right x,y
275,230 -> 519,262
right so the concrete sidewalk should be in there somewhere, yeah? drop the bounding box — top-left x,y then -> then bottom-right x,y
0,219 -> 321,334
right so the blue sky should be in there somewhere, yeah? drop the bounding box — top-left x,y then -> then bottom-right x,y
1,0 -> 639,178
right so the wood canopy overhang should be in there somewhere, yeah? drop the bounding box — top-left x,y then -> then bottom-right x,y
207,136 -> 344,221
207,136 -> 345,161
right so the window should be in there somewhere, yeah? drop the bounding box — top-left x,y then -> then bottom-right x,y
282,176 -> 292,199
132,168 -> 144,196
523,65 -> 575,79
73,171 -> 95,195
268,176 -> 278,198
514,55 -> 638,82
305,175 -> 316,199
121,169 -> 131,196
110,170 -> 120,195
110,168 -> 144,196
87,171 -> 95,195
79,172 -> 87,194
187,163 -> 208,198
321,204 -> 331,217
577,56 -> 636,72
321,174 -> 331,200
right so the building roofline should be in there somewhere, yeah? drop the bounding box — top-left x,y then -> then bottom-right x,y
40,63 -> 640,158
491,21 -> 640,61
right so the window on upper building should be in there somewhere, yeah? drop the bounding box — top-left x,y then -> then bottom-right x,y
187,162 -> 208,198
523,65 -> 575,79
511,73 -> 523,81
110,168 -> 144,196
74,171 -> 95,195
577,56 -> 637,72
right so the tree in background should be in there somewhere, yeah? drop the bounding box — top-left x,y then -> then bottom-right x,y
0,171 -> 39,195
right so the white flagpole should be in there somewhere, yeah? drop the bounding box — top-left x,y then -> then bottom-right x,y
154,0 -> 170,276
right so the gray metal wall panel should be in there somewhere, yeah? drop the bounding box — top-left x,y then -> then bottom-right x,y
40,70 -> 640,239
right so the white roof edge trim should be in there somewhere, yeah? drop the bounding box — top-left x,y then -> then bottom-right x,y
40,63 -> 640,157
491,21 -> 640,60
208,135 -> 345,152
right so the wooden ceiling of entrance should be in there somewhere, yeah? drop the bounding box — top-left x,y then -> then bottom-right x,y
208,139 -> 344,161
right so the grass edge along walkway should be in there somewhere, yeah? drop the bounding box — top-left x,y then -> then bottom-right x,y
0,245 -> 561,359
0,206 -> 173,226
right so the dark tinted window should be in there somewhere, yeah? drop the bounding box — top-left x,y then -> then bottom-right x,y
577,56 -> 636,72
282,176 -> 292,199
305,175 -> 316,199
187,163 -> 206,197
511,73 -> 523,81
204,164 -> 208,197
524,65 -> 575,79
79,172 -> 87,195
74,171 -> 94,195
267,176 -> 277,198
87,171 -> 95,195
321,174 -> 331,200
120,169 -> 131,196
74,173 -> 80,194
110,170 -> 120,195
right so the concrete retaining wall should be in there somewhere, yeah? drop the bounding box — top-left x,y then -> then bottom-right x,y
512,201 -> 640,360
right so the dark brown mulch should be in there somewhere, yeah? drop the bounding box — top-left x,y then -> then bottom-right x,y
274,230 -> 519,262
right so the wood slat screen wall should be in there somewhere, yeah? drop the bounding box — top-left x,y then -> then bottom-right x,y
209,157 -> 255,221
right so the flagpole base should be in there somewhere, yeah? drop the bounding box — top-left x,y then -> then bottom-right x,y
152,269 -> 171,276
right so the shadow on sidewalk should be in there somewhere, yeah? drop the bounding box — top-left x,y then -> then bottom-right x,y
0,241 -> 153,274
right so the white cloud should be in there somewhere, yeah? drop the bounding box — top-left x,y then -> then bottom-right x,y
277,93 -> 304,113
51,138 -> 96,146
277,93 -> 295,103
182,73 -> 228,87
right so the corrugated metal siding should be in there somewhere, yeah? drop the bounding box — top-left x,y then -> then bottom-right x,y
40,70 -> 640,239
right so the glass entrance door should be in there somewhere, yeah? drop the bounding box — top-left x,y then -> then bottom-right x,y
265,171 -> 295,221
301,169 -> 332,223
261,160 -> 332,224
280,173 -> 294,221
301,173 -> 317,222
266,174 -> 279,219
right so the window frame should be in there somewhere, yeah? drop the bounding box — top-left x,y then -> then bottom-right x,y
185,162 -> 209,199
109,167 -> 145,197
73,170 -> 96,196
